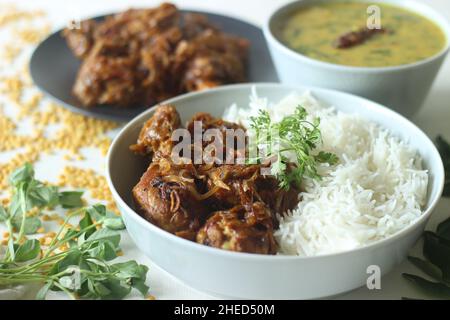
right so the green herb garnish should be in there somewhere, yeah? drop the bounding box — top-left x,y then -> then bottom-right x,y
248,106 -> 338,189
0,163 -> 148,300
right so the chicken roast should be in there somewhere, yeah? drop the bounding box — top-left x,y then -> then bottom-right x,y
131,105 -> 301,254
63,3 -> 249,108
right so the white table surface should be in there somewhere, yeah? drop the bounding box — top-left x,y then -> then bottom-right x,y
0,0 -> 450,300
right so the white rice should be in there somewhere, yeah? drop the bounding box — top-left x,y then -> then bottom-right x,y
223,88 -> 428,256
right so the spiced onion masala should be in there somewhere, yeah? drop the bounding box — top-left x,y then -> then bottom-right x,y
130,105 -> 301,255
62,3 -> 249,108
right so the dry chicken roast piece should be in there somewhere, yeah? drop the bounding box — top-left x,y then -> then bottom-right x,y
196,202 -> 277,254
62,2 -> 249,108
203,164 -> 300,216
132,157 -> 209,241
130,104 -> 181,156
131,105 -> 301,254
186,112 -> 247,163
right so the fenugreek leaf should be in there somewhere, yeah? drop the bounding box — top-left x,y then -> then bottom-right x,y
14,239 -> 41,262
11,216 -> 42,235
87,204 -> 125,230
1,163 -> 149,301
9,163 -> 34,187
29,185 -> 59,208
59,191 -> 84,209
79,211 -> 95,238
84,228 -> 121,251
0,206 -> 7,222
36,281 -> 53,300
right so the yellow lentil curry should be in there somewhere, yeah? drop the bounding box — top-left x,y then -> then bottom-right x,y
278,2 -> 447,67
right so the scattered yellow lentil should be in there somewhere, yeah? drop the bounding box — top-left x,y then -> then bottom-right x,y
13,25 -> 51,44
58,244 -> 69,252
25,206 -> 40,217
1,43 -> 21,63
0,5 -> 127,273
45,231 -> 57,238
0,6 -> 44,28
58,166 -> 118,211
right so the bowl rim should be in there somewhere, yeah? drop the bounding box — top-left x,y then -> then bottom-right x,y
263,0 -> 450,73
106,82 -> 445,261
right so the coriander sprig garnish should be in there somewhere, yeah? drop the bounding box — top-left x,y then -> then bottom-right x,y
248,106 -> 338,189
0,163 -> 149,300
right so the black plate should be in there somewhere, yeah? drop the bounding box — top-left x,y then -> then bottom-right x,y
29,10 -> 278,122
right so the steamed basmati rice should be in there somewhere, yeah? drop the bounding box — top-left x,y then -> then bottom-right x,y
223,89 -> 428,256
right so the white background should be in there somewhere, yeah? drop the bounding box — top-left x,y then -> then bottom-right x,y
1,0 -> 450,299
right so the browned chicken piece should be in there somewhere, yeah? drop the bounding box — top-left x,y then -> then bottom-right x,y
256,177 -> 301,218
187,112 -> 247,164
130,105 -> 181,156
182,13 -> 218,39
139,27 -> 184,103
173,29 -> 248,92
131,107 -> 301,254
186,112 -> 245,136
132,157 -> 209,240
72,39 -> 147,107
196,202 -> 277,254
62,3 -> 248,108
94,4 -> 179,41
204,164 -> 300,216
62,20 -> 97,59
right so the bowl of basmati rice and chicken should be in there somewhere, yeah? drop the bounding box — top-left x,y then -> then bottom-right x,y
107,83 -> 444,299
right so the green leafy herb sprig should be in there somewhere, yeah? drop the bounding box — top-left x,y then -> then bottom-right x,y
436,135 -> 450,197
0,163 -> 149,300
248,106 -> 339,189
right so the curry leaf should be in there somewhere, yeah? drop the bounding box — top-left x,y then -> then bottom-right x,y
408,256 -> 443,282
436,135 -> 450,196
437,217 -> 450,241
423,231 -> 450,282
403,273 -> 450,299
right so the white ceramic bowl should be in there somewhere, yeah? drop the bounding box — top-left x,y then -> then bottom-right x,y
263,0 -> 450,118
106,83 -> 444,299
